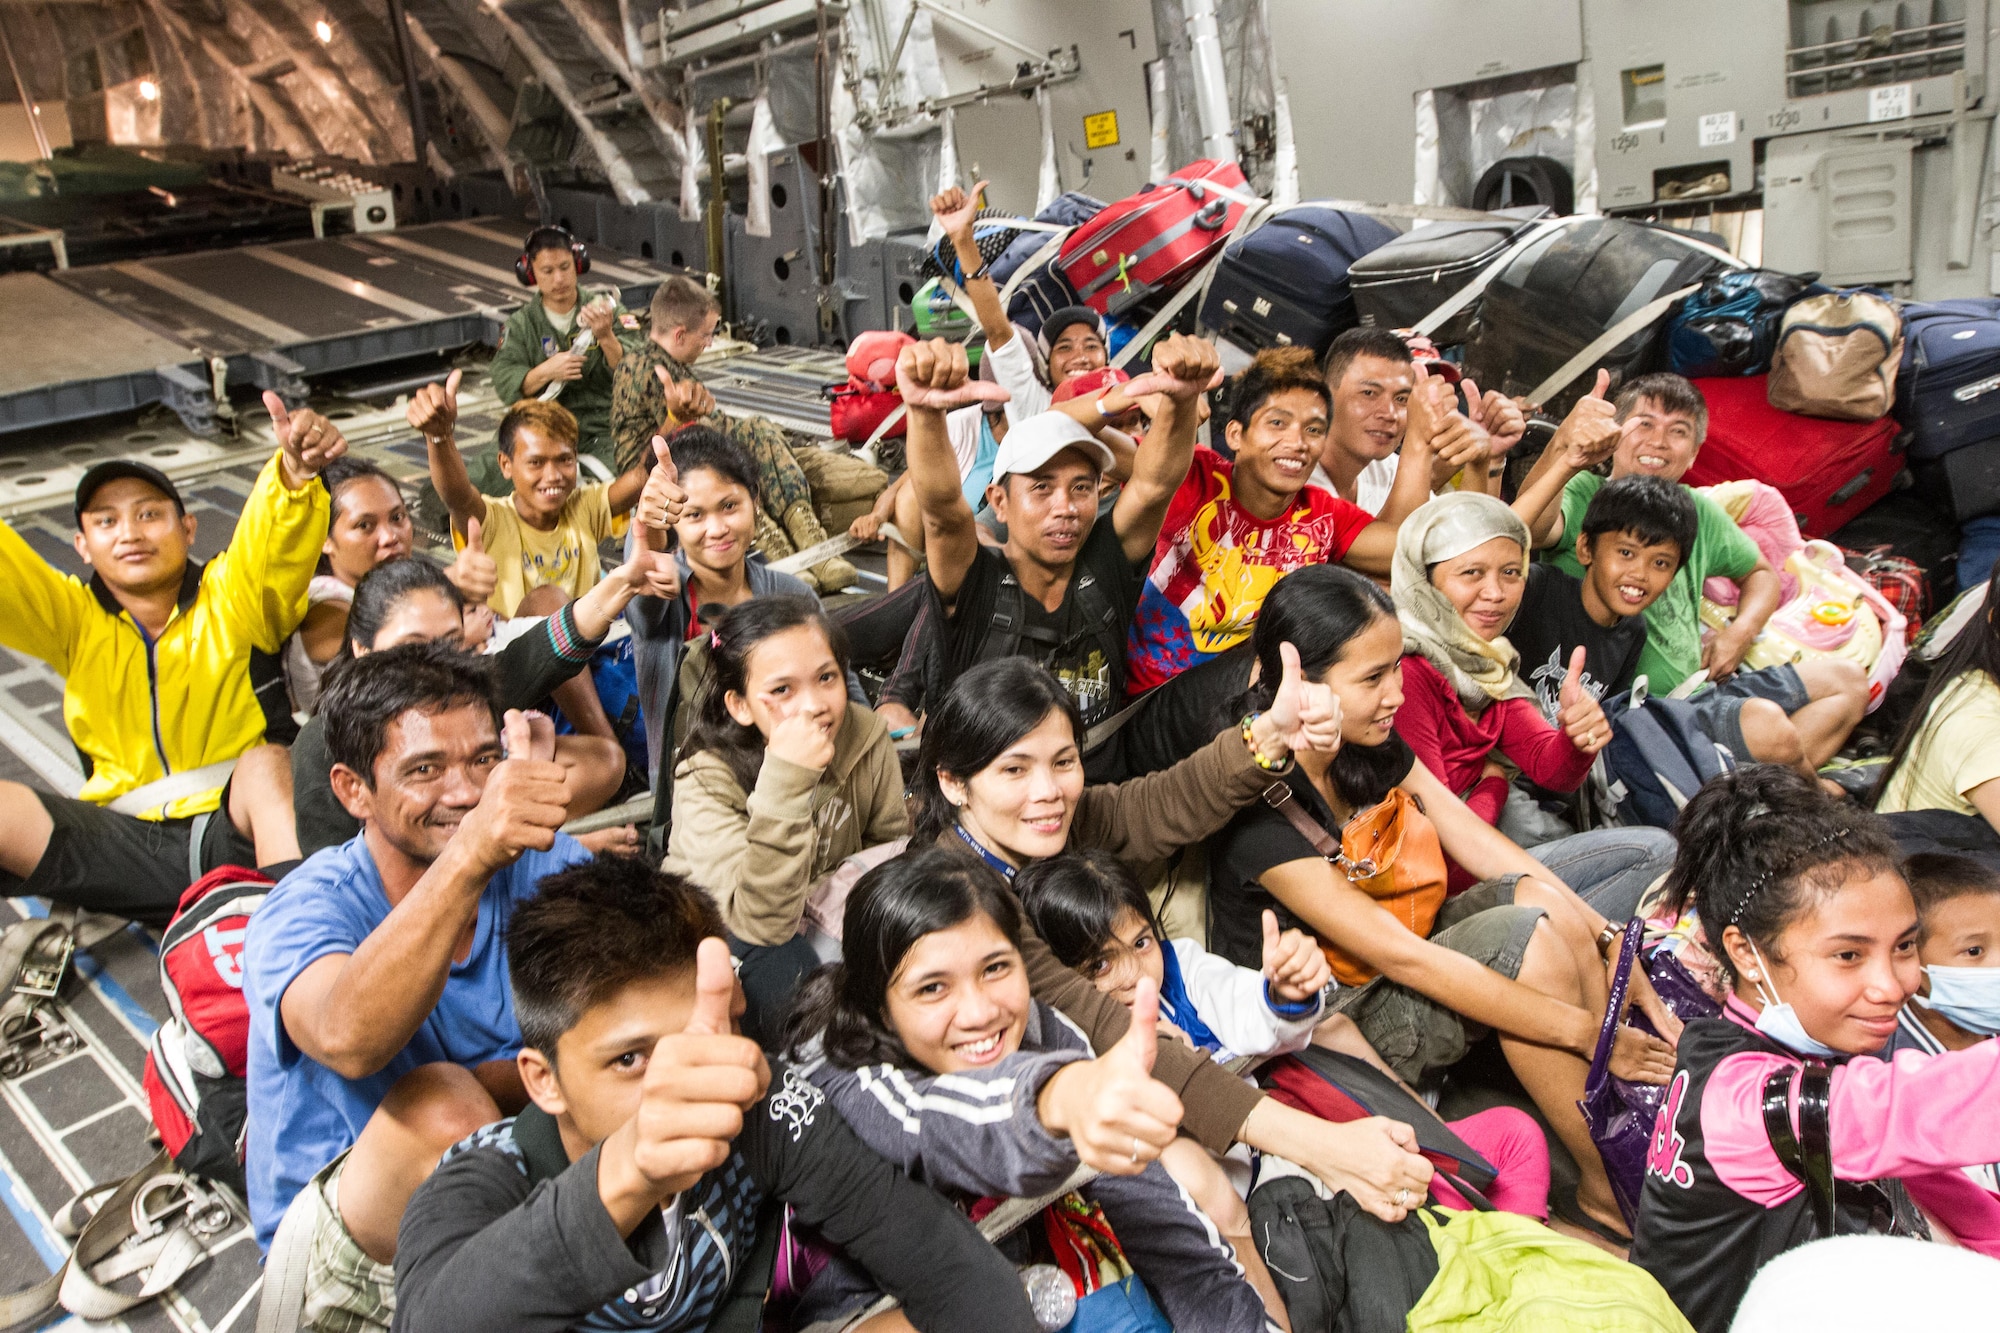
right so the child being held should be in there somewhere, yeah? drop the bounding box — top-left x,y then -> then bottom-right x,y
1879,853 -> 2000,1196
391,853 -> 1036,1333
1018,851 -> 1323,1327
1630,767 -> 2000,1333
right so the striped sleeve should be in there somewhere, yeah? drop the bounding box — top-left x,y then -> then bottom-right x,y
806,1050 -> 1084,1199
543,602 -> 597,664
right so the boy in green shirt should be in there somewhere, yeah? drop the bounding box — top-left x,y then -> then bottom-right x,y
1516,371 -> 1868,780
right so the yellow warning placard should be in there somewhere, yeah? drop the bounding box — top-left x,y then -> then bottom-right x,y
1083,110 -> 1120,149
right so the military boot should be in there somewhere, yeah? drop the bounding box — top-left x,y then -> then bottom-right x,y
782,499 -> 858,594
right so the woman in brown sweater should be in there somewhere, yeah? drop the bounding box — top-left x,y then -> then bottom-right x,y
909,655 -> 1436,1221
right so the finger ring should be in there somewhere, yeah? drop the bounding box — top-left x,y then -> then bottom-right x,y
1395,1188 -> 1411,1207
1130,1136 -> 1141,1166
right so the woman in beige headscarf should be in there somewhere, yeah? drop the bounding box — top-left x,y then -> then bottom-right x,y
1390,492 -> 1670,890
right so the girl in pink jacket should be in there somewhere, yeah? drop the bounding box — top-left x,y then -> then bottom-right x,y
1630,765 -> 2000,1333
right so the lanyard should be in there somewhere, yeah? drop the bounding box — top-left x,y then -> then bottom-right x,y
953,825 -> 1018,880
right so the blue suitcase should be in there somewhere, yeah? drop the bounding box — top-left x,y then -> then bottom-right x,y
1898,298 -> 2000,461
994,192 -> 1104,340
1198,206 -> 1398,358
989,190 -> 1103,289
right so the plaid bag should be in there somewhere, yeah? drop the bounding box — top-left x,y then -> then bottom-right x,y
1842,545 -> 1930,644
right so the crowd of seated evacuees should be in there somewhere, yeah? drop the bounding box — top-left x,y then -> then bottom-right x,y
5,199 -> 2000,1333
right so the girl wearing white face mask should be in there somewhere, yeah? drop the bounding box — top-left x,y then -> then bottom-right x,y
1629,767 -> 2000,1333
1879,853 -> 2000,1198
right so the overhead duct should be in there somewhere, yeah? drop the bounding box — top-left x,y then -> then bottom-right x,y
1182,0 -> 1234,163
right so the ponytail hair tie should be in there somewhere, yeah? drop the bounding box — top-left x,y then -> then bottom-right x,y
710,629 -> 723,650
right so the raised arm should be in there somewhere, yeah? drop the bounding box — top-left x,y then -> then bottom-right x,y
410,371 -> 485,538
285,713 -> 568,1078
931,181 -> 1018,353
1107,333 -> 1221,564
0,519 -> 87,672
207,393 -> 343,648
571,545 -> 679,643
1517,371 -> 1623,549
895,338 -> 1010,605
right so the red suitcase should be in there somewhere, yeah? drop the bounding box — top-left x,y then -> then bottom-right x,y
1683,375 -> 1903,537
1057,159 -> 1252,317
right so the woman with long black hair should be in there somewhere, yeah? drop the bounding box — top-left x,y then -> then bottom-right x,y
893,651 -> 1437,1222
1204,563 -> 1682,1241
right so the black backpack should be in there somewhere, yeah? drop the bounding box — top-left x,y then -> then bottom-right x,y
976,567 -> 1126,720
1247,1178 -> 1439,1333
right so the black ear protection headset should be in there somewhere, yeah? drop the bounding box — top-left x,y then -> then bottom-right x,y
515,225 -> 591,286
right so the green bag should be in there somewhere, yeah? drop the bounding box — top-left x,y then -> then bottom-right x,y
910,278 -> 976,341
1408,1209 -> 1693,1333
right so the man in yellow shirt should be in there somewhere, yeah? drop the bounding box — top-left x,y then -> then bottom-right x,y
0,394 -> 346,921
416,387 -> 650,617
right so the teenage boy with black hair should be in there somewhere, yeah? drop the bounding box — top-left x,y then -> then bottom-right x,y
1514,370 -> 1870,779
1506,473 -> 1697,720
392,854 -> 1038,1333
0,394 -> 344,921
415,386 -> 657,616
1127,344 -> 1474,694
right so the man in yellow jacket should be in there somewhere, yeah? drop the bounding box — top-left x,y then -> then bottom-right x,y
0,392 -> 346,922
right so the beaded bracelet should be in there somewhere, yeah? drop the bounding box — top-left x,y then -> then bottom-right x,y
1239,712 -> 1295,774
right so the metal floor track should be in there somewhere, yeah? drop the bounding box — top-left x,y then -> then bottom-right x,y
1,220 -> 685,439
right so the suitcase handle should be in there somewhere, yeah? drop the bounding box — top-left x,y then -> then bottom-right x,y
1193,197 -> 1230,232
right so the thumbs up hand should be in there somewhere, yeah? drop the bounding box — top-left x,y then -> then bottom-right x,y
452,709 -> 567,874
1262,909 -> 1331,1005
267,392 -> 350,488
1035,977 -> 1184,1175
444,515 -> 498,607
895,338 -> 1011,414
637,434 -> 688,532
1549,368 -> 1622,471
1557,646 -> 1611,755
624,937 -> 769,1201
656,365 -> 716,426
1249,641 -> 1343,763
408,369 -> 463,443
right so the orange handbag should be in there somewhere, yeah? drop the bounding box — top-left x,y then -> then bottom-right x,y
1261,782 -> 1449,986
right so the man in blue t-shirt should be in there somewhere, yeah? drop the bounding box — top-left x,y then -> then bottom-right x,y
244,641 -> 586,1321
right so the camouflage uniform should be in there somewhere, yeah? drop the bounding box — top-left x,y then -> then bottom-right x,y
610,338 -> 857,592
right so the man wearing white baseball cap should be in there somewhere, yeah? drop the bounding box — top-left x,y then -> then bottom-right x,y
896,332 -> 1220,732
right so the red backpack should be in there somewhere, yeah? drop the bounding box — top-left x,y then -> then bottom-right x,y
828,329 -> 913,445
142,864 -> 273,1195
